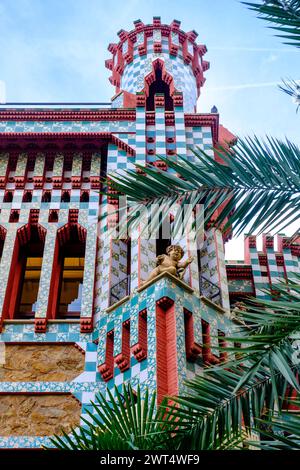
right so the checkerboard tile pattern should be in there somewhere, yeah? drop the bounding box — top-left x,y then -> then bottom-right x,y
120,42 -> 198,112
186,126 -> 214,162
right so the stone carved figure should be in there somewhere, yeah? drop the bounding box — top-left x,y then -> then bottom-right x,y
143,245 -> 194,284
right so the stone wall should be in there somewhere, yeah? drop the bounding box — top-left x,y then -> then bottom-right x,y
0,344 -> 85,382
0,394 -> 81,436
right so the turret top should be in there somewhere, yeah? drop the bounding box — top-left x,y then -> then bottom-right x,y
105,17 -> 209,112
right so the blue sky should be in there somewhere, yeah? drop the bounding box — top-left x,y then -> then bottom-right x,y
0,0 -> 299,258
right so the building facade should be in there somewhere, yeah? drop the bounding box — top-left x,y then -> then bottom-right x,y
0,17 -> 299,448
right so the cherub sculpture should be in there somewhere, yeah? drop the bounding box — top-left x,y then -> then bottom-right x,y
144,245 -> 194,284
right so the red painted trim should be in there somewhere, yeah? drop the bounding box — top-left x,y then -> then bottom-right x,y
184,309 -> 201,361
156,301 -> 178,404
0,109 -> 136,121
98,330 -> 114,382
201,319 -> 220,366
131,308 -> 147,361
47,235 -> 61,320
115,320 -> 130,371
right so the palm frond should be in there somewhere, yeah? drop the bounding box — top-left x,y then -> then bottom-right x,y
50,384 -> 177,450
279,78 -> 300,111
108,136 -> 300,238
248,400 -> 300,449
243,1 -> 300,48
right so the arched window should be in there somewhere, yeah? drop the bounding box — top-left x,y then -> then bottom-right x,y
48,224 -> 86,319
5,224 -> 45,319
146,66 -> 174,111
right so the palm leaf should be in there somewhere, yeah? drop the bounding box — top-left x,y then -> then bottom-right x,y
243,1 -> 300,48
107,137 -> 300,238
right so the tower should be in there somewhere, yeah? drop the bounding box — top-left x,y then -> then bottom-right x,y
0,17 -> 299,449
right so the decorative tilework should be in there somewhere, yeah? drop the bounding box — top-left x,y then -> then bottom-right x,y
0,120 -> 135,133
120,45 -> 198,112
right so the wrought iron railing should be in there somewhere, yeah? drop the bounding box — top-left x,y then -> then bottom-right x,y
109,275 -> 131,306
109,273 -> 221,307
200,275 -> 222,305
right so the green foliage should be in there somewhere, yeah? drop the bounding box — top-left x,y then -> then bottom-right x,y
108,137 -> 300,238
49,385 -> 178,450
51,278 -> 300,451
244,1 -> 300,48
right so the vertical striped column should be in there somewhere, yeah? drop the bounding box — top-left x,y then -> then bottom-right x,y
0,216 -> 18,326
154,94 -> 166,159
173,92 -> 186,159
32,153 -> 45,202
0,152 -> 9,189
131,224 -> 157,290
277,234 -> 299,280
262,233 -> 280,291
52,152 -> 64,190
200,229 -> 230,309
135,92 -> 146,166
14,152 -> 28,188
34,223 -> 58,320
171,202 -> 200,293
93,198 -> 112,316
244,235 -> 270,299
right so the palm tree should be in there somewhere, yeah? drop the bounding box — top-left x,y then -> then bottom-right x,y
52,1 -> 300,451
51,276 -> 300,450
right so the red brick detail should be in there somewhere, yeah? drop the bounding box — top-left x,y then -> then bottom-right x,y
146,112 -> 155,125
156,302 -> 178,404
14,176 -> 25,189
30,209 -> 40,226
152,160 -> 167,171
138,44 -> 147,56
156,296 -> 174,310
244,235 -> 257,263
173,93 -> 183,108
226,265 -> 253,280
131,308 -> 147,362
154,94 -> 165,108
136,93 -> 146,107
52,176 -> 62,189
169,44 -> 178,57
33,176 -> 43,189
262,234 -> 274,251
34,318 -> 47,333
201,319 -> 220,366
154,42 -> 162,53
115,320 -> 130,372
90,176 -> 101,189
71,175 -> 81,189
98,330 -> 114,382
184,309 -> 201,362
80,317 -> 93,333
